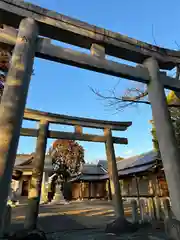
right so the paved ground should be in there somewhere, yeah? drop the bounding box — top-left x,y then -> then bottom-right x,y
10,200 -> 167,239
11,200 -> 121,232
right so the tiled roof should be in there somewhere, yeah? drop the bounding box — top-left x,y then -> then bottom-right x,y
97,151 -> 160,178
14,155 -> 106,176
14,154 -> 53,170
98,163 -> 156,180
97,160 -> 108,171
98,151 -> 159,171
14,151 -> 160,179
81,164 -> 106,175
116,151 -> 158,171
71,174 -> 105,181
14,154 -> 33,166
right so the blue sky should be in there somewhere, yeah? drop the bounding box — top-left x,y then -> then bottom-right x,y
18,0 -> 179,162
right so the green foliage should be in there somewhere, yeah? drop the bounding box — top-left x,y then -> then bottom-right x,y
151,91 -> 180,152
116,157 -> 124,161
49,139 -> 85,180
151,121 -> 159,152
170,107 -> 180,147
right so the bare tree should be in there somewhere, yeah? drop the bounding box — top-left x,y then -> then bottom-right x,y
91,24 -> 180,112
91,65 -> 180,112
91,64 -> 180,152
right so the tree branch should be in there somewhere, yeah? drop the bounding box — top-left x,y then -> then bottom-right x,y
90,86 -> 180,110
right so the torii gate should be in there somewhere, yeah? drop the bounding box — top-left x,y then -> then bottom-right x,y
0,0 -> 180,230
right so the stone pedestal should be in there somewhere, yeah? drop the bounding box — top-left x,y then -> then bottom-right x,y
51,184 -> 67,204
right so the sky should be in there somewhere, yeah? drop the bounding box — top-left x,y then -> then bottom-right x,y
17,0 -> 180,163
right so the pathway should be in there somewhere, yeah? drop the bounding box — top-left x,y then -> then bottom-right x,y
10,200 -> 167,239
11,200 -> 119,232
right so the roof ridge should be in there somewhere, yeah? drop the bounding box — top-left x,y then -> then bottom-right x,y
18,155 -> 34,166
118,150 -> 154,162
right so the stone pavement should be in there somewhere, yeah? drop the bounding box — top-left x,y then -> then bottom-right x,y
10,200 -> 167,239
46,229 -> 167,240
11,200 -> 119,231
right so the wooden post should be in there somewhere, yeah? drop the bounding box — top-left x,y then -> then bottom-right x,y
24,120 -> 49,230
75,125 -> 82,134
154,196 -> 161,220
139,199 -> 149,223
80,181 -> 82,200
131,199 -> 139,224
134,175 -> 142,216
147,198 -> 155,220
144,57 -> 180,220
0,18 -> 38,232
90,44 -> 105,58
108,179 -> 112,200
104,128 -> 124,217
162,198 -> 171,219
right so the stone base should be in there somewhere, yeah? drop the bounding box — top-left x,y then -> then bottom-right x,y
49,183 -> 71,205
76,198 -> 83,202
164,217 -> 180,240
40,201 -> 48,205
49,190 -> 69,205
105,217 -> 138,234
49,199 -> 69,205
151,220 -> 165,231
40,196 -> 48,205
9,229 -> 47,240
40,195 -> 48,205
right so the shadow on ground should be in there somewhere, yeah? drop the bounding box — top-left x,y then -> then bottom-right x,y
11,214 -> 88,233
10,201 -> 167,239
11,200 -> 132,234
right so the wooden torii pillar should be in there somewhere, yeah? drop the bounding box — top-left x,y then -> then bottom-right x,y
0,18 -> 38,233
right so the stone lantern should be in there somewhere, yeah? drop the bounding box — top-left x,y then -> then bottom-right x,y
41,155 -> 66,204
